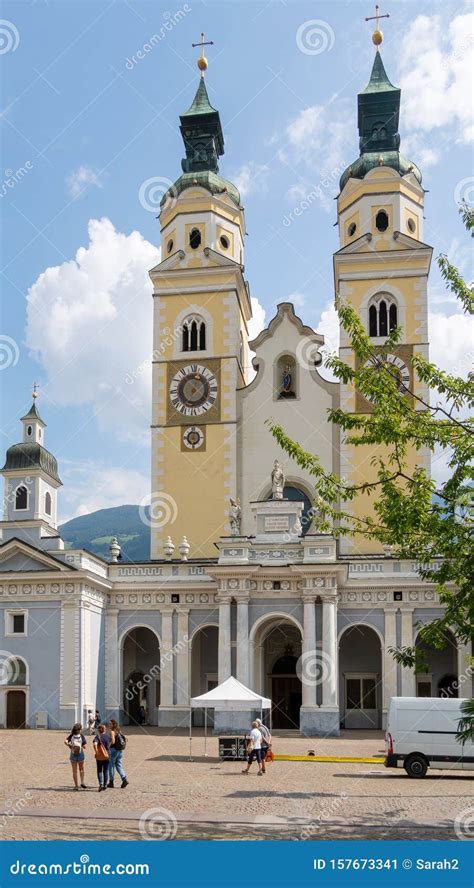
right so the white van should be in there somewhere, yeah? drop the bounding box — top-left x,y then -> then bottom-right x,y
385,697 -> 474,777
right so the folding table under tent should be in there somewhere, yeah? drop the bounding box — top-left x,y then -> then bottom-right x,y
189,675 -> 272,758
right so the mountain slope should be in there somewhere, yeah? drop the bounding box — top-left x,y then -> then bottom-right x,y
59,504 -> 149,562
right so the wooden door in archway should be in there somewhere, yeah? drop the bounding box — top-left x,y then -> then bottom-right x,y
7,690 -> 26,728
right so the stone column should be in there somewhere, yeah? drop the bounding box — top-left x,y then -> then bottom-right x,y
218,596 -> 232,683
400,608 -> 416,696
321,594 -> 338,708
176,608 -> 190,706
383,608 -> 398,713
457,641 -> 473,698
160,609 -> 174,707
301,595 -> 317,708
105,607 -> 120,717
236,596 -> 250,687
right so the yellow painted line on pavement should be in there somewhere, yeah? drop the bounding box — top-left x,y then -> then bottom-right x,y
273,755 -> 385,763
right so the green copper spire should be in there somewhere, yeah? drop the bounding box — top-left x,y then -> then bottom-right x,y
179,78 -> 224,174
340,50 -> 421,190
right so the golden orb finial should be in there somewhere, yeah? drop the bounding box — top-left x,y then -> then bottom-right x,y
192,32 -> 214,77
365,5 -> 390,48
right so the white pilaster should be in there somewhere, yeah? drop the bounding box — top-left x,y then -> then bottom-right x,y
383,608 -> 398,712
160,609 -> 174,706
400,608 -> 416,696
176,608 -> 190,706
301,595 -> 317,708
236,596 -> 250,687
321,595 -> 338,708
218,596 -> 232,683
105,607 -> 120,713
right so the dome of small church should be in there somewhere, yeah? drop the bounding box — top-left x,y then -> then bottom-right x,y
2,442 -> 62,484
161,170 -> 240,209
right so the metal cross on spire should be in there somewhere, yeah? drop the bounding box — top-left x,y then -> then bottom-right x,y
365,4 -> 390,46
32,382 -> 39,400
192,32 -> 214,76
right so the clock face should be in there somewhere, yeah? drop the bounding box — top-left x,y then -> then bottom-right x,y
169,364 -> 218,416
182,425 -> 205,450
364,353 -> 410,402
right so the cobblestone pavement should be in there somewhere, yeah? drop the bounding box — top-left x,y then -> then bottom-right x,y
0,729 -> 471,841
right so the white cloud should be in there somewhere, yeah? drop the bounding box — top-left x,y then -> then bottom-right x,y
67,165 -> 102,198
281,98 -> 353,211
59,460 -> 149,522
397,12 -> 474,146
26,217 -> 160,443
315,300 -> 339,381
232,162 -> 270,197
287,291 -> 306,309
248,296 -> 266,341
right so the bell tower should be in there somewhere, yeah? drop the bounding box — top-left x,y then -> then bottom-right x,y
334,29 -> 432,555
149,40 -> 253,559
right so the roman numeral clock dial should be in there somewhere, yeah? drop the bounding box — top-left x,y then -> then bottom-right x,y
169,364 -> 218,417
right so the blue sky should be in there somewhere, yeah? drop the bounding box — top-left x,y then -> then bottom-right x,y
1,0 -> 473,521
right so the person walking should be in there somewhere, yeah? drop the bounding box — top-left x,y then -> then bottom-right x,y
241,720 -> 263,776
255,718 -> 272,774
107,719 -> 129,789
93,723 -> 112,791
65,723 -> 87,791
87,710 -> 95,736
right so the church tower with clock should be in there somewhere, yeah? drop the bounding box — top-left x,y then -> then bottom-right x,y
334,30 -> 432,554
149,43 -> 252,559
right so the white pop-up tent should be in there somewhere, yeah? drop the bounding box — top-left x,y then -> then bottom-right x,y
189,675 -> 272,758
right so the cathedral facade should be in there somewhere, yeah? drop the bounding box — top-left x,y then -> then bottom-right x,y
1,48 -> 471,735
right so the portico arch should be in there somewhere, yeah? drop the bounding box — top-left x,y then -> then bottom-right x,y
120,625 -> 161,727
250,613 -> 303,729
338,624 -> 382,729
190,623 -> 219,726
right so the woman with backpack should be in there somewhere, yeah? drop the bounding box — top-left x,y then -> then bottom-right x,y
93,723 -> 112,792
107,719 -> 129,789
64,723 -> 87,791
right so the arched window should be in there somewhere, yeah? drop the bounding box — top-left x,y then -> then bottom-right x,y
15,486 -> 28,510
367,294 -> 398,338
45,491 -> 52,516
375,210 -> 389,232
189,228 -> 201,250
181,315 -> 206,352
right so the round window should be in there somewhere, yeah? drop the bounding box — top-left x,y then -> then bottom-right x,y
407,218 -> 416,233
348,222 -> 357,237
219,234 -> 230,250
189,228 -> 201,250
167,239 -> 174,253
